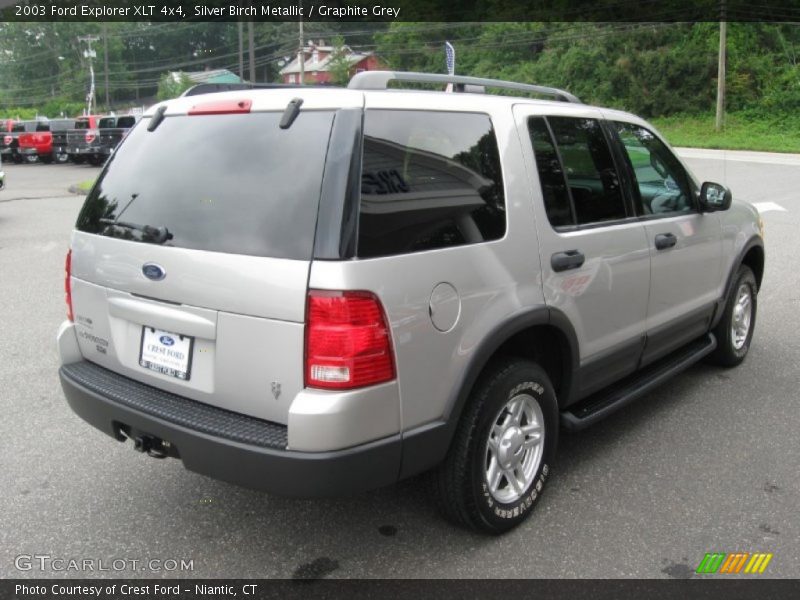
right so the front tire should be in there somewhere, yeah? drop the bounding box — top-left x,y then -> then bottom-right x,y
707,265 -> 757,367
431,359 -> 558,534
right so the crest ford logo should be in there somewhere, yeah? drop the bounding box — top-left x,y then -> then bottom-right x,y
696,552 -> 773,574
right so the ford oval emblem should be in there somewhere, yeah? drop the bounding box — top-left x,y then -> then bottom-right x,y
142,263 -> 166,281
159,335 -> 174,346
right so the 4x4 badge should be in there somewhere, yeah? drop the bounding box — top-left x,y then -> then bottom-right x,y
142,263 -> 166,281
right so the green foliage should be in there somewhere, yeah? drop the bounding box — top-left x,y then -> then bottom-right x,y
652,112 -> 800,153
328,35 -> 352,86
156,72 -> 193,101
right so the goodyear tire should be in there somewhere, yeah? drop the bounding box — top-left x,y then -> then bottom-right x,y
431,359 -> 558,534
707,265 -> 757,367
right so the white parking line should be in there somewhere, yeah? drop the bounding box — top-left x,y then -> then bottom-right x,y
753,202 -> 788,213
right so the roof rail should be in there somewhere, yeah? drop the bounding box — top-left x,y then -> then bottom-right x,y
181,82 -> 332,97
348,71 -> 581,104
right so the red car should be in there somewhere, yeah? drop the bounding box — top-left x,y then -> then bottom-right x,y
18,120 -> 75,164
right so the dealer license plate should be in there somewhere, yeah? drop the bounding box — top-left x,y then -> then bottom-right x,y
139,327 -> 194,380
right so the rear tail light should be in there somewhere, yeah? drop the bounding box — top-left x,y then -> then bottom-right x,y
65,250 -> 73,322
85,130 -> 96,143
305,290 -> 395,390
3,135 -> 10,145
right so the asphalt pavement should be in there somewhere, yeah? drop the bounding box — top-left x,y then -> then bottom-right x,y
0,154 -> 797,579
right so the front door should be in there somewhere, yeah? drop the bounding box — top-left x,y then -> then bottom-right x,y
608,120 -> 723,364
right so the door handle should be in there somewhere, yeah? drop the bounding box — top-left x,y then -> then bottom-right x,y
551,250 -> 585,272
654,233 -> 677,250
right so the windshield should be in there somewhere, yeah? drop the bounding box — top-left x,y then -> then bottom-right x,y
76,110 -> 335,260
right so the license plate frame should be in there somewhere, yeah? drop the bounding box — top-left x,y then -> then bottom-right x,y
139,326 -> 194,381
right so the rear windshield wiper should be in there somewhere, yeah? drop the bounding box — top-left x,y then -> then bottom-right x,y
99,218 -> 173,244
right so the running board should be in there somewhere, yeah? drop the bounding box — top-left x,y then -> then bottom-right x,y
561,333 -> 717,431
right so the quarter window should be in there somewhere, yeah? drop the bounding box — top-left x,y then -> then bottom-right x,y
357,110 -> 506,258
613,122 -> 694,215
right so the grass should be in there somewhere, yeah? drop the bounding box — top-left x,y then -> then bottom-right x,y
72,178 -> 95,194
651,112 -> 800,154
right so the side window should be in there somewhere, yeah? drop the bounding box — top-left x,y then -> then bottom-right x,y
527,118 -> 573,227
613,122 -> 694,216
546,117 -> 627,225
357,110 -> 506,258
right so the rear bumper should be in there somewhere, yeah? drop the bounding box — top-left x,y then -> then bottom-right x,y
59,360 -> 403,497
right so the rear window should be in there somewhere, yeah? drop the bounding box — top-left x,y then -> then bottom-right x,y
117,116 -> 137,128
50,119 -> 74,131
36,122 -> 50,132
98,117 -> 116,128
76,111 -> 335,260
74,120 -> 91,130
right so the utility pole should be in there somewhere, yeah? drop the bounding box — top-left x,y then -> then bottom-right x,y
237,21 -> 244,81
247,20 -> 255,82
298,5 -> 305,85
715,0 -> 727,131
102,24 -> 110,111
78,35 -> 99,115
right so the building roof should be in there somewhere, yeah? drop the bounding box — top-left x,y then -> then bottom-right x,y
171,69 -> 243,84
279,46 -> 374,76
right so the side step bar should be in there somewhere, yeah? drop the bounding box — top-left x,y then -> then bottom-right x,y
561,333 -> 717,431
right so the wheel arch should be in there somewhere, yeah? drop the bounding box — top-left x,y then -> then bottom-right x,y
711,235 -> 764,330
398,306 -> 579,479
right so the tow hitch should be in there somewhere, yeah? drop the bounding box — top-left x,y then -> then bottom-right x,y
116,425 -> 174,459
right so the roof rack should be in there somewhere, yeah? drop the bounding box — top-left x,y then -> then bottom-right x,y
348,71 -> 581,104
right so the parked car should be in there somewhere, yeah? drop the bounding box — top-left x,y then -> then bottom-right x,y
1,120 -> 43,163
46,119 -> 77,164
57,72 -> 765,533
86,115 -> 139,166
18,119 -> 75,163
66,115 -> 102,164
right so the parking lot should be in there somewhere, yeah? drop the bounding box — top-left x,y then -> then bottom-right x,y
1,153 -> 798,579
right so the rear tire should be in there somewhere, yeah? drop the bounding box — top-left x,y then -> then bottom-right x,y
707,265 -> 757,367
431,359 -> 558,534
54,153 -> 69,164
24,154 -> 39,164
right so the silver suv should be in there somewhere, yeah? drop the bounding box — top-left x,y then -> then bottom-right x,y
58,72 -> 765,533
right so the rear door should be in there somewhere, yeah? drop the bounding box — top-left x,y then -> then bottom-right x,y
515,106 -> 651,399
70,105 -> 340,424
608,120 -> 723,364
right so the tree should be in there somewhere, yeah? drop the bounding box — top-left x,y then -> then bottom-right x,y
156,72 -> 193,101
328,36 -> 352,86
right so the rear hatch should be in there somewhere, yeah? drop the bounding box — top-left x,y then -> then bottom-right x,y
51,119 -> 75,151
68,118 -> 95,151
69,93 -> 352,423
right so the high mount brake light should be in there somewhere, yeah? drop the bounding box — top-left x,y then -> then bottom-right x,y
188,99 -> 252,116
305,290 -> 395,390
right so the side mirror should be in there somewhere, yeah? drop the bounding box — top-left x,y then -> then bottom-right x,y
699,181 -> 732,212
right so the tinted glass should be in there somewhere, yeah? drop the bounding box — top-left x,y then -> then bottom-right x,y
358,110 -> 505,258
527,117 -> 573,227
99,117 -> 117,128
614,122 -> 694,215
74,120 -> 91,130
117,116 -> 137,128
77,111 -> 335,259
547,117 -> 626,225
36,122 -> 50,132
